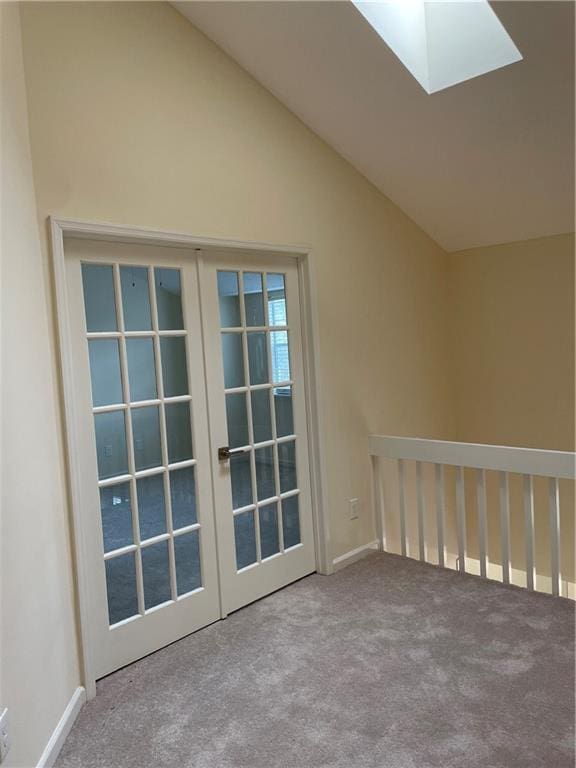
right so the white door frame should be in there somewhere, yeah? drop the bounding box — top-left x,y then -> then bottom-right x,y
50,216 -> 332,700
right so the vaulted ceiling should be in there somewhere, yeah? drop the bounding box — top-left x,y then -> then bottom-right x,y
175,1 -> 574,252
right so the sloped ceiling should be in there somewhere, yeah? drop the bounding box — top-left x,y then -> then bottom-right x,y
175,1 -> 574,252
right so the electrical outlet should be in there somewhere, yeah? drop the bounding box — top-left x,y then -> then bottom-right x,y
0,708 -> 11,763
104,445 -> 113,457
349,498 -> 360,520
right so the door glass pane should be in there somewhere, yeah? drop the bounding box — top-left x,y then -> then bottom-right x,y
270,331 -> 290,383
274,387 -> 294,437
175,531 -> 202,595
100,483 -> 133,553
230,452 -> 253,509
160,337 -> 189,397
278,440 -> 297,492
155,269 -> 184,330
165,402 -> 193,463
170,467 -> 197,529
267,273 -> 287,326
218,271 -> 241,328
88,339 -> 123,407
126,338 -> 157,402
243,272 -> 265,327
282,495 -> 301,549
225,393 -> 248,448
251,389 -> 272,443
259,503 -> 280,559
255,445 -> 276,501
142,541 -> 172,609
137,473 -> 167,541
234,511 -> 257,569
120,266 -> 152,331
221,333 -> 245,389
247,332 -> 269,385
105,553 -> 138,625
81,263 -> 117,332
94,411 -> 128,480
132,406 -> 162,471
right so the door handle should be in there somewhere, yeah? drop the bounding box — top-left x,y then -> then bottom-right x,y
218,446 -> 249,461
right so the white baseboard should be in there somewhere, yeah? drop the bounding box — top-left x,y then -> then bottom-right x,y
332,540 -> 380,572
37,686 -> 86,768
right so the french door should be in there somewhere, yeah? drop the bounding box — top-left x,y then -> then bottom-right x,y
201,253 -> 316,615
64,237 -> 315,679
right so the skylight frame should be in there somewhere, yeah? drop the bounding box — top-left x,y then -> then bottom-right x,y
352,0 -> 523,94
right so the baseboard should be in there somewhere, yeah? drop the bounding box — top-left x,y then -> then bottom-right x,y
332,540 -> 380,572
37,686 -> 86,768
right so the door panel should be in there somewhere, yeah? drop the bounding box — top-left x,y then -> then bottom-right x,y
201,253 -> 316,615
66,239 -> 221,678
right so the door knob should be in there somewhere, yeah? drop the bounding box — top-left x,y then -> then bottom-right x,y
218,446 -> 249,461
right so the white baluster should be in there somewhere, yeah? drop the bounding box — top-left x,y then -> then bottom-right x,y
416,461 -> 426,561
455,466 -> 466,572
499,472 -> 510,584
476,469 -> 488,578
523,474 -> 535,590
548,477 -> 561,597
435,463 -> 445,567
371,455 -> 386,552
398,459 -> 407,557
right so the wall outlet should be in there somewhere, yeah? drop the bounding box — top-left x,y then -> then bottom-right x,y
349,498 -> 360,520
104,445 -> 113,457
0,708 -> 11,763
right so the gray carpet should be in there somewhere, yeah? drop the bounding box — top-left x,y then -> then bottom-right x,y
57,553 -> 575,768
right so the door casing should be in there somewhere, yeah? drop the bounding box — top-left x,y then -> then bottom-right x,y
50,216 -> 332,699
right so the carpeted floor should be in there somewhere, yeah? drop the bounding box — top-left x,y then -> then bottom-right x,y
57,553 -> 575,768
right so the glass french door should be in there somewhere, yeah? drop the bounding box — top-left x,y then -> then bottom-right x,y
66,238 -> 221,678
65,238 -> 316,679
200,252 -> 316,615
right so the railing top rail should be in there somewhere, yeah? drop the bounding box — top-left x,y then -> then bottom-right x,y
369,435 -> 576,480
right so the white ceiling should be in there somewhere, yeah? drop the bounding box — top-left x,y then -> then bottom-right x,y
175,1 -> 575,252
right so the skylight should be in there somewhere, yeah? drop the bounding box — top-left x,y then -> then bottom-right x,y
351,0 -> 522,94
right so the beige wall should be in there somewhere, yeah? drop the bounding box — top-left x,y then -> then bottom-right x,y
449,233 -> 575,452
0,5 -> 81,767
19,0 -> 455,555
448,234 -> 575,591
5,3 -> 455,764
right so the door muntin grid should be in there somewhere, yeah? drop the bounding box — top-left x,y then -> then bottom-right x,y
217,269 -> 302,572
81,262 -> 203,627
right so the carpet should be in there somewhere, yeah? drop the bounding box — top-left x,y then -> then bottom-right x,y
56,552 -> 575,768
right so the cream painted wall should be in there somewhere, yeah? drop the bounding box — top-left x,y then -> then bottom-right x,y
0,5 -> 81,767
449,233 -> 575,452
4,2 -> 456,764
448,233 -> 575,590
19,0 -> 455,557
